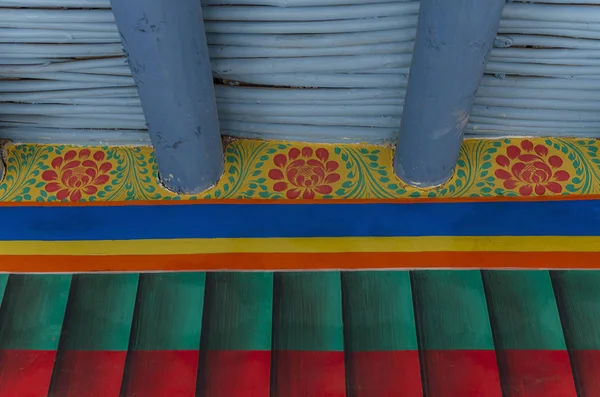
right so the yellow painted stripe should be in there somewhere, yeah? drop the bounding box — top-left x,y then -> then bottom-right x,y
0,236 -> 598,255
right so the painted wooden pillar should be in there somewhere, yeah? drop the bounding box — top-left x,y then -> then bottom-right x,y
394,0 -> 504,187
0,275 -> 70,397
552,271 -> 600,397
342,271 -> 422,397
110,0 -> 223,194
121,273 -> 205,397
271,272 -> 346,397
482,271 -> 577,397
411,270 -> 503,397
49,274 -> 138,397
199,273 -> 272,397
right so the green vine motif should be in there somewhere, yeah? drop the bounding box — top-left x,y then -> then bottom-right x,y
331,146 -> 362,198
0,145 -> 55,202
96,147 -> 163,201
447,141 -> 487,197
332,146 -> 399,199
357,147 -> 402,199
556,139 -> 600,195
233,143 -> 290,199
202,141 -> 277,199
411,141 -> 488,199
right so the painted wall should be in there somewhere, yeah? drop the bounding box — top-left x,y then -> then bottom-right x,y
0,270 -> 595,396
1,0 -> 600,144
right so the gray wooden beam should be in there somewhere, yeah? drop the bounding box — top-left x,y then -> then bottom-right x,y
110,0 -> 223,194
394,0 -> 505,187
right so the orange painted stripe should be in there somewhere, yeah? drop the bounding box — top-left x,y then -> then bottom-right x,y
2,252 -> 599,272
0,194 -> 599,207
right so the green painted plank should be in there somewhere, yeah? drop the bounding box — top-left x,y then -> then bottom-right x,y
59,274 -> 138,351
129,272 -> 205,351
201,272 -> 272,351
0,275 -> 9,310
0,275 -> 70,350
411,270 -> 495,350
483,270 -> 566,350
273,272 -> 344,352
342,271 -> 417,351
552,271 -> 600,350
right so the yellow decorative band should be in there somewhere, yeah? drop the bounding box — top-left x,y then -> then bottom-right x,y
0,236 -> 599,256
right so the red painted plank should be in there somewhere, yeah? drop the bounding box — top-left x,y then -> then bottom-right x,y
420,350 -> 503,397
345,351 -> 422,397
0,350 -> 56,397
50,351 -> 127,397
200,350 -> 270,397
272,351 -> 345,397
570,350 -> 600,397
122,351 -> 199,397
496,350 -> 578,397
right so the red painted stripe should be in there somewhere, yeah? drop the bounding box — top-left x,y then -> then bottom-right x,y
122,350 -> 199,397
346,351 -> 422,397
496,350 -> 577,397
200,350 -> 270,397
421,350 -> 502,397
272,350 -> 345,397
0,350 -> 56,397
49,350 -> 127,397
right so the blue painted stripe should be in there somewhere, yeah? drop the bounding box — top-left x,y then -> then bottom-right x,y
2,200 -> 600,241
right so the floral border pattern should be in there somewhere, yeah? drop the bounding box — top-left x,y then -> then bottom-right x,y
0,138 -> 598,202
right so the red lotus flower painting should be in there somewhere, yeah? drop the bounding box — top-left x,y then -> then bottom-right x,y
268,147 -> 341,199
494,140 -> 570,196
42,149 -> 112,201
